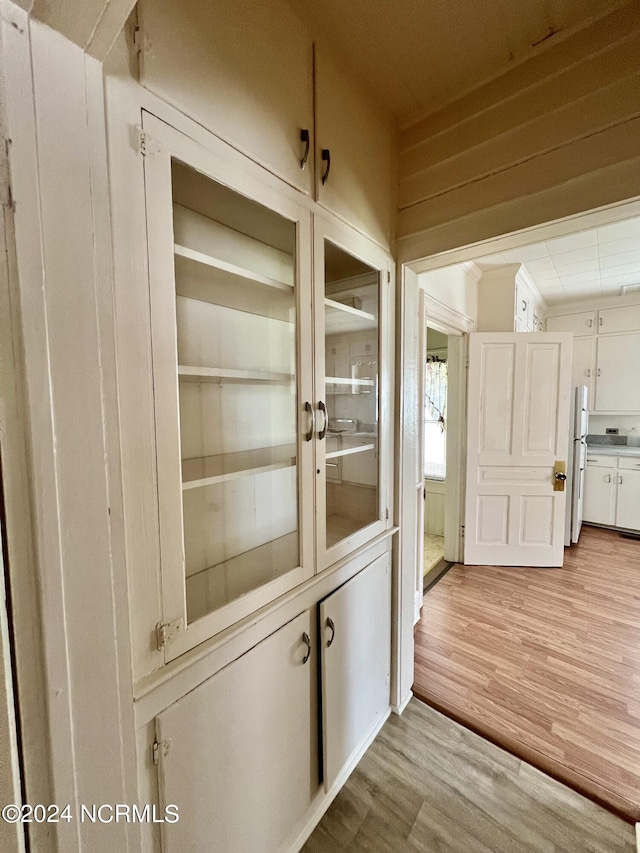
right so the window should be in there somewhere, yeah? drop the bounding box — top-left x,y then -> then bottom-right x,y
424,358 -> 447,479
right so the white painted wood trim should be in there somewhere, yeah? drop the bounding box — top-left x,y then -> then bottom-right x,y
421,289 -> 475,334
391,690 -> 413,716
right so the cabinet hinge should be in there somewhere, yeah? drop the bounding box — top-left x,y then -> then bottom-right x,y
152,738 -> 172,766
156,618 -> 183,650
135,126 -> 162,157
385,508 -> 389,521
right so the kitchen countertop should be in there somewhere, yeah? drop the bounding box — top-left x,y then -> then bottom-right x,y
586,445 -> 640,457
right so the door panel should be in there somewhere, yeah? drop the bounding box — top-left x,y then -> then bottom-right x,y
319,554 -> 391,791
583,465 -> 615,525
156,611 -> 317,853
465,333 -> 572,566
615,469 -> 640,531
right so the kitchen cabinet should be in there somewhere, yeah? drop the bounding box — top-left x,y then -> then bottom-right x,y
477,264 -> 546,333
155,610 -> 317,853
314,47 -> 395,249
545,301 -> 640,413
137,0 -> 395,248
319,553 -> 391,790
594,333 -> 640,412
616,459 -> 640,531
546,311 -> 595,335
583,457 -> 615,526
138,0 -> 314,195
583,453 -> 640,530
139,111 -> 393,664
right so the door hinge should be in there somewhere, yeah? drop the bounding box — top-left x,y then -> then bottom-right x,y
465,357 -> 470,368
152,738 -> 172,766
156,618 -> 183,650
460,524 -> 465,539
387,270 -> 391,284
0,138 -> 13,209
385,507 -> 389,521
135,126 -> 162,157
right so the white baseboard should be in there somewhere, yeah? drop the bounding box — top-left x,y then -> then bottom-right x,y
391,690 -> 413,715
284,708 -> 391,853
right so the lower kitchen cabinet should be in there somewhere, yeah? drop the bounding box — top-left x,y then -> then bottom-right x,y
151,550 -> 392,853
154,610 -> 317,853
616,465 -> 640,531
319,552 -> 391,790
583,458 -> 615,526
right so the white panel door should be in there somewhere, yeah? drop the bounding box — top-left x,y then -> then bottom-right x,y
155,610 -> 317,853
465,333 -> 572,567
320,553 -> 391,791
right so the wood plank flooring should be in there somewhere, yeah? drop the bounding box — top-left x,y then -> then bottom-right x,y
413,525 -> 640,822
303,699 -> 635,852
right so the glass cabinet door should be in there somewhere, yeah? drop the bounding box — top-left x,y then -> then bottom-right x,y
315,220 -> 391,568
143,115 -> 313,658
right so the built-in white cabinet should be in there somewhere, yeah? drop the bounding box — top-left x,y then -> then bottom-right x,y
546,301 -> 640,414
155,610 -> 317,853
595,333 -> 640,412
477,264 -> 546,333
140,112 -> 393,664
137,0 -> 394,248
583,453 -> 640,530
583,456 -> 616,526
319,553 -> 391,790
616,459 -> 640,531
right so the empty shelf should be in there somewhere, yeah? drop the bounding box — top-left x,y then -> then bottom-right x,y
182,444 -> 297,489
325,376 -> 375,387
178,365 -> 294,384
324,298 -> 377,334
186,531 -> 299,622
325,443 -> 375,460
175,245 -> 294,322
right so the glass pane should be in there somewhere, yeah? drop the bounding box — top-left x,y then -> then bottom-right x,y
171,160 -> 300,624
324,240 -> 379,548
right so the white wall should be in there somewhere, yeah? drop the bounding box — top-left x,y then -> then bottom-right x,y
419,264 -> 479,325
589,416 -> 640,440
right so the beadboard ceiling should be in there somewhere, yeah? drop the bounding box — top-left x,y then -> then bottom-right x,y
295,0 -> 626,124
474,215 -> 640,305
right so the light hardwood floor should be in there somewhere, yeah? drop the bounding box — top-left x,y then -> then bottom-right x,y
303,699 -> 635,852
414,525 -> 640,821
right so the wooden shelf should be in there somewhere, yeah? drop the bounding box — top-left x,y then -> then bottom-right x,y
182,444 -> 297,490
324,298 -> 377,334
186,531 -> 299,622
325,443 -> 375,461
325,376 -> 374,387
179,365 -> 294,384
174,244 -> 294,322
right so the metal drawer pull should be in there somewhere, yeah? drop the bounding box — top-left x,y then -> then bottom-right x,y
318,400 -> 328,440
302,632 -> 311,664
326,617 -> 335,648
304,401 -> 315,441
619,475 -> 623,485
321,148 -> 331,185
300,129 -> 310,170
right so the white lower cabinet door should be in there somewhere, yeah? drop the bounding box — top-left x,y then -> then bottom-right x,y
615,469 -> 640,531
583,465 -> 615,525
155,610 -> 317,853
319,553 -> 391,791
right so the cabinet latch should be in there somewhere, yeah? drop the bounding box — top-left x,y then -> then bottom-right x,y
156,618 -> 183,650
152,738 -> 172,766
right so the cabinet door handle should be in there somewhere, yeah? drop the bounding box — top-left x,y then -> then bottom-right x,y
605,474 -> 611,483
321,148 -> 331,185
619,475 -> 623,485
318,400 -> 328,440
304,401 -> 315,441
326,617 -> 335,648
585,369 -> 591,377
300,129 -> 310,170
522,300 -> 527,311
597,368 -> 601,377
599,316 -> 603,327
587,318 -> 593,327
302,632 -> 311,664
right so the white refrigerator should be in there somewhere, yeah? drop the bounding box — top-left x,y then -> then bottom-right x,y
565,385 -> 589,546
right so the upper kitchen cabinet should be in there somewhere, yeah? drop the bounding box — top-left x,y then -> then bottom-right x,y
314,48 -> 396,250
597,304 -> 640,334
137,0 -> 314,194
546,311 -> 596,335
477,264 -> 546,332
